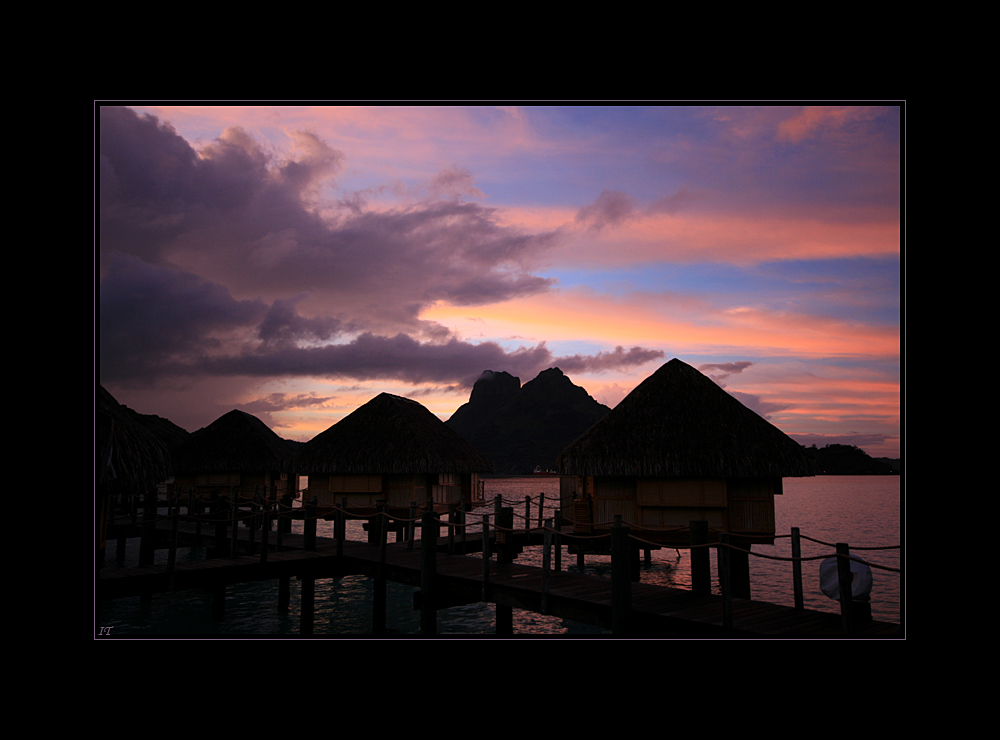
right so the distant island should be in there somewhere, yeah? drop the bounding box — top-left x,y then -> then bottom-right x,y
805,443 -> 900,475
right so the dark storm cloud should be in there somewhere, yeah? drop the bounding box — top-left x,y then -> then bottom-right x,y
99,106 -> 558,321
100,258 -> 662,389
575,187 -> 705,231
575,190 -> 635,230
555,346 -> 665,374
257,295 -> 346,347
727,390 -> 788,420
99,254 -> 268,381
698,361 -> 754,381
168,333 -> 553,387
98,107 -> 663,391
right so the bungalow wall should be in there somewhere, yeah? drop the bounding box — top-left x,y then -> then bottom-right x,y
305,472 -> 470,508
564,475 -> 780,538
173,471 -> 294,499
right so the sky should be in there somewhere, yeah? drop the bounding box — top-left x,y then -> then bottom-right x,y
96,103 -> 902,458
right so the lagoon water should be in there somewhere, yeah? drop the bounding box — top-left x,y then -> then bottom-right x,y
97,475 -> 901,637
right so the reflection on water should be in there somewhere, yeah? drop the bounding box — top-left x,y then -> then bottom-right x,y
98,475 -> 900,636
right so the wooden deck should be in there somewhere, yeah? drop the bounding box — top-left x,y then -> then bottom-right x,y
98,519 -> 901,637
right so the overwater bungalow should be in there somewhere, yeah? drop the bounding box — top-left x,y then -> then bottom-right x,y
558,359 -> 814,593
97,386 -> 172,559
292,393 -> 493,512
170,410 -> 299,502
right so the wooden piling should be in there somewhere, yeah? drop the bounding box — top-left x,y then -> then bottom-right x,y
836,543 -> 854,635
719,533 -> 732,630
420,509 -> 438,635
792,527 -> 803,610
230,494 -> 239,557
690,520 -> 709,595
168,499 -> 180,590
260,500 -> 270,565
611,515 -> 631,635
301,498 -> 317,636
374,502 -> 388,635
495,507 -> 514,635
481,513 -> 491,602
338,497 -> 347,557
542,518 -> 552,614
139,489 -> 156,568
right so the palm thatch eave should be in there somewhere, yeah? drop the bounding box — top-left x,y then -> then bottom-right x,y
557,359 -> 814,479
293,393 -> 494,476
171,409 -> 296,475
98,386 -> 172,493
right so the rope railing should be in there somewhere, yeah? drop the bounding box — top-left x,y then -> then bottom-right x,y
124,494 -> 899,560
116,488 -> 898,635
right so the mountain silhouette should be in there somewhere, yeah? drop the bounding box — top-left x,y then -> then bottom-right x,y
446,367 -> 610,474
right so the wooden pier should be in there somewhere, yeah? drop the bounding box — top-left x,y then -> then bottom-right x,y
97,502 -> 901,638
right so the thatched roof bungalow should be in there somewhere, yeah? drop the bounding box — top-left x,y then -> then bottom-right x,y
171,409 -> 299,500
558,359 -> 814,546
97,386 -> 172,557
293,393 -> 493,510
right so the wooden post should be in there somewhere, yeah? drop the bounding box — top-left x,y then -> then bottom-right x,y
554,516 -> 562,572
304,497 -> 317,552
420,509 -> 439,635
279,493 -> 292,534
525,495 -> 531,534
730,539 -> 751,600
691,520 -> 710,595
168,498 -> 180,590
230,494 -> 239,557
212,493 -> 226,559
301,497 -> 318,635
481,513 -> 491,601
247,489 -> 257,555
719,533 -> 732,630
408,501 -> 417,550
611,515 -> 632,635
275,498 -> 285,551
276,497 -> 289,610
139,489 -> 155,568
447,503 -> 455,555
260,500 -> 270,565
542,518 -> 552,614
836,543 -> 855,635
338,497 -> 347,557
495,507 -> 514,635
792,527 -> 803,610
538,492 -> 545,530
374,502 -> 388,635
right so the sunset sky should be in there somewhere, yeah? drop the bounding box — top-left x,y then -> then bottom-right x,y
97,104 -> 902,458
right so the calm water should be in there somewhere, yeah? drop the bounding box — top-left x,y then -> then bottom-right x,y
97,475 -> 902,637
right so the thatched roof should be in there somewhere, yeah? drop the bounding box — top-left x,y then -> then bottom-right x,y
98,386 -> 171,493
171,409 -> 296,474
558,359 -> 814,478
293,393 -> 494,475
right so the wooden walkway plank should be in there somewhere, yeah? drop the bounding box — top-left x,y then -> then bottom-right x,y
99,520 -> 900,637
